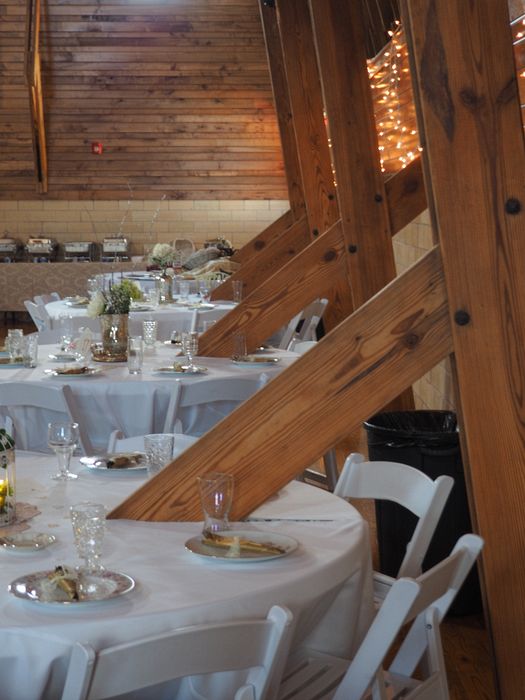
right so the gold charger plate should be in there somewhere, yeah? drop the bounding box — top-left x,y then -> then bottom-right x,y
91,344 -> 127,363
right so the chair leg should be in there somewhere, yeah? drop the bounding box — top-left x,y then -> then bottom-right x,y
323,449 -> 339,491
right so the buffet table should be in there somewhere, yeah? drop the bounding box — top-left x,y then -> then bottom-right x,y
0,262 -> 137,313
45,298 -> 235,340
0,345 -> 296,451
0,452 -> 374,700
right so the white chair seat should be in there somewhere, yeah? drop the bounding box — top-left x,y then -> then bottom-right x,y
277,534 -> 483,700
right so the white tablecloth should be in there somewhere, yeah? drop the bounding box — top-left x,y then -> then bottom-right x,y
46,298 -> 235,341
0,345 -> 297,451
0,452 -> 373,700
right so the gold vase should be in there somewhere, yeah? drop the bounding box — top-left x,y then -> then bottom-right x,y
99,314 -> 129,360
155,271 -> 174,304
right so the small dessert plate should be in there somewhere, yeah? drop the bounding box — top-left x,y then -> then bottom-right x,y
44,367 -> 102,378
0,533 -> 56,551
232,355 -> 280,366
152,365 -> 208,375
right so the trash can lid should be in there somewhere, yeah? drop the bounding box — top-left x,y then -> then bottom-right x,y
364,410 -> 458,443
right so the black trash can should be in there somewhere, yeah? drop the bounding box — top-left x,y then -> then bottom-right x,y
364,410 -> 482,616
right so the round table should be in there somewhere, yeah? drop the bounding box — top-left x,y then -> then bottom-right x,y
0,344 -> 297,451
0,451 -> 374,700
46,298 -> 235,341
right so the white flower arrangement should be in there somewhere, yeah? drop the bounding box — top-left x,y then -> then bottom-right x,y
86,280 -> 142,318
149,243 -> 176,270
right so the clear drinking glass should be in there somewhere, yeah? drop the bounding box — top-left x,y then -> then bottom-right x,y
198,280 -> 211,302
70,502 -> 107,573
232,331 -> 247,359
48,421 -> 79,481
181,331 -> 199,370
6,329 -> 23,362
178,280 -> 191,300
127,336 -> 143,374
142,318 -> 158,348
22,333 -> 39,368
197,472 -> 234,533
58,314 -> 74,350
232,280 -> 243,304
144,433 -> 174,477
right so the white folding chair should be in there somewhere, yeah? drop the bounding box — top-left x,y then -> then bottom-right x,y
190,306 -> 230,333
334,452 -> 454,602
0,382 -> 94,455
34,292 -> 61,305
163,375 -> 267,435
24,299 -> 52,331
278,534 -> 483,700
278,298 -> 328,350
61,604 -> 293,700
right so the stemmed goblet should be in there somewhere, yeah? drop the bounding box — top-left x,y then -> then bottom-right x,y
48,421 -> 79,481
182,331 -> 199,372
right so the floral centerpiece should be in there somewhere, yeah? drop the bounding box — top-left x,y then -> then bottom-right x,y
87,280 -> 142,360
148,243 -> 177,272
86,279 -> 141,318
148,243 -> 177,303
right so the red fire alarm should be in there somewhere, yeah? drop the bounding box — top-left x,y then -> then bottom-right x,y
91,142 -> 103,155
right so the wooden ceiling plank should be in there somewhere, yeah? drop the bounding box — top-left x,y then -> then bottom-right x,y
402,1 -> 525,696
108,246 -> 451,522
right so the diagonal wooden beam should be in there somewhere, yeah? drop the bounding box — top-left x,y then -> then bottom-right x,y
214,215 -> 311,301
230,209 -> 295,267
385,157 -> 427,235
402,1 -> 525,696
109,246 -> 451,522
199,220 -> 348,358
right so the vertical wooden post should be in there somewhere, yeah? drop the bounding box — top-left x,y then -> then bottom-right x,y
275,0 -> 354,329
403,1 -> 525,696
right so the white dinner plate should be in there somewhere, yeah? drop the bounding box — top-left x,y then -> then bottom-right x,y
8,569 -> 135,605
129,305 -> 155,312
232,355 -> 280,366
80,452 -> 148,472
64,296 -> 89,307
44,367 -> 102,378
1,533 -> 56,551
185,530 -> 298,563
152,365 -> 208,376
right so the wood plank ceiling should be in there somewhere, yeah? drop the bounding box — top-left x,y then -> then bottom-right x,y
0,0 -> 287,200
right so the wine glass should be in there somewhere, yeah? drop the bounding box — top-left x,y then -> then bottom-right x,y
182,331 -> 199,371
48,421 -> 79,481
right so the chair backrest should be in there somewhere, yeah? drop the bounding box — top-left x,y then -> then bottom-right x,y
333,534 -> 483,700
60,604 -> 293,700
24,299 -> 51,331
190,306 -> 230,333
162,375 -> 266,434
34,292 -> 61,305
0,382 -> 94,454
334,452 -> 454,578
277,298 -> 328,350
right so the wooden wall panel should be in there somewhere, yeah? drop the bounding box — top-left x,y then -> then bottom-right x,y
0,0 -> 288,200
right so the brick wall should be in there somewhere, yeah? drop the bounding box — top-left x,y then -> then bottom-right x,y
0,199 -> 290,257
